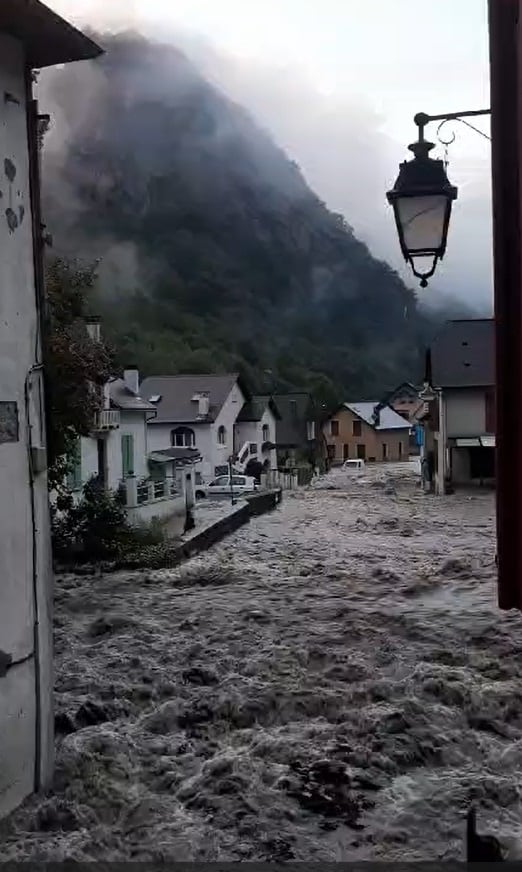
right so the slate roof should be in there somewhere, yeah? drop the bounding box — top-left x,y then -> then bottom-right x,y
140,374 -> 247,424
108,379 -> 156,413
1,0 -> 103,67
237,395 -> 281,422
431,319 -> 494,388
345,402 -> 411,431
273,392 -> 315,446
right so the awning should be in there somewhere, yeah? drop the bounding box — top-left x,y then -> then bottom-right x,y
149,448 -> 201,466
454,436 -> 496,448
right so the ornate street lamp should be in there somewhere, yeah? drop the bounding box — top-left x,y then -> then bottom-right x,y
387,109 -> 490,287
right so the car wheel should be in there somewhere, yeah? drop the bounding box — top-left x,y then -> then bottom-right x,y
195,490 -> 206,500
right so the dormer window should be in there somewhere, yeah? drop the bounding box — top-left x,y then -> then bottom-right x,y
149,394 -> 161,404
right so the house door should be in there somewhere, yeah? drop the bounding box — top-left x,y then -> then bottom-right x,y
357,444 -> 366,460
97,438 -> 107,486
343,443 -> 349,461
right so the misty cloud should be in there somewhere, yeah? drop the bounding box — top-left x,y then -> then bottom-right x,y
42,0 -> 492,312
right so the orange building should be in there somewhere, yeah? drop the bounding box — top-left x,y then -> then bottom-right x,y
323,402 -> 411,464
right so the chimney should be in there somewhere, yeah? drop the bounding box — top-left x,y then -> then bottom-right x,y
123,367 -> 139,395
86,316 -> 101,342
198,393 -> 210,416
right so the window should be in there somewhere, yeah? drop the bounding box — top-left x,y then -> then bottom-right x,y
262,424 -> 270,442
327,445 -> 336,459
121,434 -> 134,477
249,442 -> 258,454
232,476 -> 246,485
290,400 -> 298,419
398,441 -> 403,459
67,438 -> 82,490
382,442 -> 388,461
307,421 -> 316,440
352,420 -> 362,437
210,476 -> 229,486
357,444 -> 366,460
171,427 -> 195,447
218,425 -> 227,445
343,444 -> 349,461
331,420 -> 339,436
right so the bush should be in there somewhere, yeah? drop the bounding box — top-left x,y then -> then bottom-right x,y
52,476 -> 132,563
52,477 -> 171,565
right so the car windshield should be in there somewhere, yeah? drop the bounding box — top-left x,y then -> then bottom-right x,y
210,476 -> 228,486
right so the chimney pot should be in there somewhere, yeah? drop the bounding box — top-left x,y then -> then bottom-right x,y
123,367 -> 139,395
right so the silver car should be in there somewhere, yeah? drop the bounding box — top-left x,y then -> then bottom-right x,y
195,474 -> 258,499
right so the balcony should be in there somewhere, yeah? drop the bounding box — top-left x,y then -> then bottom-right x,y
93,409 -> 120,431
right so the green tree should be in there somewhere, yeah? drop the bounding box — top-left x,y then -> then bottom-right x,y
45,257 -> 113,489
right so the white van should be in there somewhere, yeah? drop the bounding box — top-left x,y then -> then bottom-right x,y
343,458 -> 365,471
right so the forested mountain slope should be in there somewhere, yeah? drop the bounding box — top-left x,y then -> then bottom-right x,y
41,32 -> 439,404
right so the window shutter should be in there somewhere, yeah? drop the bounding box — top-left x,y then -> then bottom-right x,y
121,434 -> 134,477
67,438 -> 82,490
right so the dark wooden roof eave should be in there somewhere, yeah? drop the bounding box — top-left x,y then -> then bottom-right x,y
0,0 -> 103,68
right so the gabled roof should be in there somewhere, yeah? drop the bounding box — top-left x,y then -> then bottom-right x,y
431,318 -> 494,388
0,1 -> 103,67
345,402 -> 411,431
387,381 -> 421,399
140,373 -> 249,424
108,379 -> 156,413
237,395 -> 281,422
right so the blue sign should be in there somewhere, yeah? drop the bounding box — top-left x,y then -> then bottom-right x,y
414,425 -> 424,447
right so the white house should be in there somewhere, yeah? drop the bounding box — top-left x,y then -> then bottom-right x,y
0,2 -> 102,819
141,373 -> 248,480
234,395 -> 279,473
69,367 -> 198,525
140,374 -> 281,481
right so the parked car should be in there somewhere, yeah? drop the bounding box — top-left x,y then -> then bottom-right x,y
195,474 -> 258,499
343,458 -> 365,471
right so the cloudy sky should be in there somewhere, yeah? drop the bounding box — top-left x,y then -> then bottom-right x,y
47,0 -> 492,310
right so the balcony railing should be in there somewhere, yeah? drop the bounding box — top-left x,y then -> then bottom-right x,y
93,409 -> 120,431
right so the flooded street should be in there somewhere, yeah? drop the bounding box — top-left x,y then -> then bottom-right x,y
3,462 -> 522,862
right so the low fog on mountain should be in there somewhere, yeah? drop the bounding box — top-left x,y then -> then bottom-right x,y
46,0 -> 492,313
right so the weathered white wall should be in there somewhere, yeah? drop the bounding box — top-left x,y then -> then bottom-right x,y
0,34 -> 53,817
147,422 -> 213,478
445,389 -> 486,437
212,382 -> 245,473
127,493 -> 186,525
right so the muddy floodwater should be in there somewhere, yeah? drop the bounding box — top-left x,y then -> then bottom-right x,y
3,462 -> 522,862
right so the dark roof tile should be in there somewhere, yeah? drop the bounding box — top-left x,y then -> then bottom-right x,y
431,319 -> 494,388
140,373 -> 246,423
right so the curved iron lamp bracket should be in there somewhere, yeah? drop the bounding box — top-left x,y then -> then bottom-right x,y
414,108 -> 491,146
